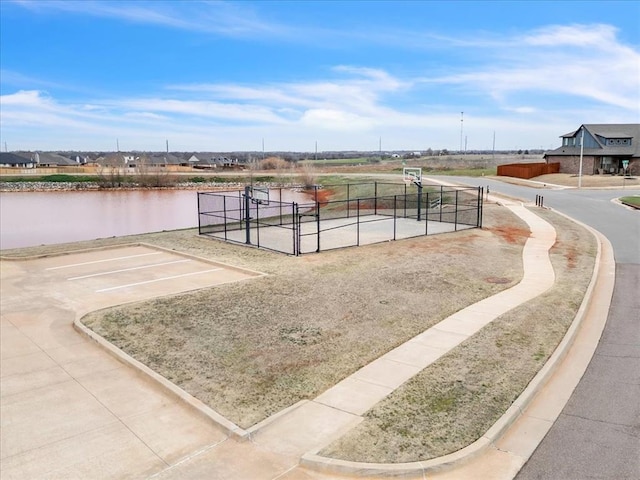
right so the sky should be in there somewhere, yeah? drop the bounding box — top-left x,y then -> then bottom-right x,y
1,1 -> 639,153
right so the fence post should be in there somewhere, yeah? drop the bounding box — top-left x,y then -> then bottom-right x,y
347,183 -> 351,218
374,182 -> 378,215
478,187 -> 483,228
197,193 -> 202,234
454,190 -> 459,231
357,199 -> 360,246
316,201 -> 321,253
404,184 -> 407,217
416,182 -> 422,221
244,186 -> 251,244
439,186 -> 443,222
393,195 -> 397,240
294,203 -> 299,256
255,199 -> 260,248
425,191 -> 429,235
223,195 -> 228,240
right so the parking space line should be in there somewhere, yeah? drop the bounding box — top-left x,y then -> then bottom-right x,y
46,252 -> 162,270
67,260 -> 191,281
96,268 -> 223,293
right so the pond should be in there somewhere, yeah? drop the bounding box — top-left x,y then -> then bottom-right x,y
0,188 -> 311,250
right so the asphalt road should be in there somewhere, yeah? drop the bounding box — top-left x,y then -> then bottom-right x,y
435,176 -> 639,480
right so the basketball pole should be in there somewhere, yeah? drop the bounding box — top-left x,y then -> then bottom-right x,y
244,186 -> 252,244
415,179 -> 422,221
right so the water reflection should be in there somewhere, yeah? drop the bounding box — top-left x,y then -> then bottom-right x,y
0,188 -> 311,250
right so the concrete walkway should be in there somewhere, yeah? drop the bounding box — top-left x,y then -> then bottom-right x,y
0,198 -> 614,479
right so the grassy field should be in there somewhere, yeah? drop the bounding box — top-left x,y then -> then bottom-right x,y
299,157 -> 374,166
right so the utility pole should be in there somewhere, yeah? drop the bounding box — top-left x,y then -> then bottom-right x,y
166,140 -> 169,153
116,139 -> 120,152
315,141 -> 317,161
460,112 -> 464,154
492,131 -> 496,162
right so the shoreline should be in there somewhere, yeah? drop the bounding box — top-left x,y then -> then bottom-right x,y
0,181 -> 258,193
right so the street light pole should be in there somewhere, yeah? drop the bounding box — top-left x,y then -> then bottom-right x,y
578,128 -> 585,189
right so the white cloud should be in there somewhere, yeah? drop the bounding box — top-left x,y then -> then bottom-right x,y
2,20 -> 639,151
13,0 -> 293,38
426,24 -> 640,112
300,109 -> 374,131
522,24 -> 619,47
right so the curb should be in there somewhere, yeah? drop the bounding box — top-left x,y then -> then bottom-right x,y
0,242 -> 142,261
73,316 -> 251,441
64,243 -> 268,441
299,205 -> 612,478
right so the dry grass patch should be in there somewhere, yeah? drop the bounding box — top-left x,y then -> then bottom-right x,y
321,207 -> 596,462
82,204 -> 525,428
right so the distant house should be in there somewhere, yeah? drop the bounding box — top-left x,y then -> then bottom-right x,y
544,124 -> 639,176
30,152 -> 82,167
0,152 -> 37,168
189,154 -> 219,169
191,156 -> 246,169
146,153 -> 184,167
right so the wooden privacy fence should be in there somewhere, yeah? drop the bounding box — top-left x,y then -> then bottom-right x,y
497,162 -> 560,179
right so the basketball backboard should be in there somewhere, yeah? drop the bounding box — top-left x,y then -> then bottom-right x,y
250,186 -> 270,205
403,167 -> 422,184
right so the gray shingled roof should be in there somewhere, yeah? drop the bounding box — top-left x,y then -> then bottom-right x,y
0,152 -> 37,165
550,123 -> 640,158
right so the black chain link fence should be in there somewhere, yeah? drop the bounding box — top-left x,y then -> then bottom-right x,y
198,182 -> 483,255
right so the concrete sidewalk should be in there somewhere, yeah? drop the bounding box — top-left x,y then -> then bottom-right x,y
0,198 -> 613,479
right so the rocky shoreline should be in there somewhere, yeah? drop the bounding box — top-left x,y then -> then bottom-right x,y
0,181 -> 251,192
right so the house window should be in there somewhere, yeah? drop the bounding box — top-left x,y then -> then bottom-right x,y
601,157 -> 617,174
607,138 -> 631,146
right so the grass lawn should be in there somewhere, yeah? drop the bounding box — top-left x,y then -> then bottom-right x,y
620,195 -> 640,207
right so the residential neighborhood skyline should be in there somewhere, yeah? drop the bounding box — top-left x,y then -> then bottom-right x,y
1,1 -> 639,152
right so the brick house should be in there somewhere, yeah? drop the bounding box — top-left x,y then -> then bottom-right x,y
544,124 -> 639,176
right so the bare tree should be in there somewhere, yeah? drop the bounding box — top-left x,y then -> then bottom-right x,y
96,153 -> 128,187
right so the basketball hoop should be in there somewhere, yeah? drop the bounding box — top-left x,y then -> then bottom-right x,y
249,186 -> 270,205
403,167 -> 422,185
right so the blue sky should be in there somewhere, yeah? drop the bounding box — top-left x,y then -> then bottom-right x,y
1,1 -> 639,152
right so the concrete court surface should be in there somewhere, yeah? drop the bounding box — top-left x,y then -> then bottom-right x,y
0,245 -> 263,479
210,215 -> 475,254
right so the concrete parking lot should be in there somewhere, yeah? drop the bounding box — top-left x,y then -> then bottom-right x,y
0,245 -> 263,479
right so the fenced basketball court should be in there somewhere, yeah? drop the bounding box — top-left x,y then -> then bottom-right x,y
198,170 -> 483,255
